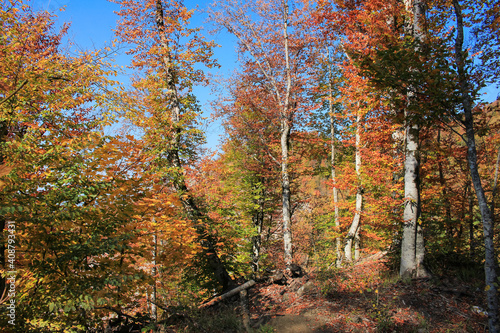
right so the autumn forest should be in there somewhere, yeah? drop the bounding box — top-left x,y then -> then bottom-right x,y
1,0 -> 500,332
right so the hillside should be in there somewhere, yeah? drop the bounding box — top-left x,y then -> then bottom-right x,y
156,253 -> 488,333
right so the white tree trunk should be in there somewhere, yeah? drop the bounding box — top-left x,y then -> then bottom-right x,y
326,48 -> 341,267
281,0 -> 293,269
332,144 -> 341,266
345,190 -> 362,262
345,108 -> 363,262
282,120 -> 293,267
399,0 -> 429,279
400,122 -> 428,278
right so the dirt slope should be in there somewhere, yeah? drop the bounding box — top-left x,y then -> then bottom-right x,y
241,253 -> 488,332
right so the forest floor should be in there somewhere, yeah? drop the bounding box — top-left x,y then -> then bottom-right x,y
167,252 -> 490,333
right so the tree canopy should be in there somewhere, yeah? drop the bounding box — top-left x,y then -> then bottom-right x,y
1,0 -> 500,332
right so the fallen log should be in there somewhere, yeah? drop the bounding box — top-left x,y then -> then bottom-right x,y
199,280 -> 256,308
355,251 -> 387,265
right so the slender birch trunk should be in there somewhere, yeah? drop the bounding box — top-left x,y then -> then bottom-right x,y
331,118 -> 341,266
345,108 -> 363,262
326,48 -> 341,267
281,0 -> 294,269
281,120 -> 293,267
154,0 -> 233,290
453,1 -> 499,330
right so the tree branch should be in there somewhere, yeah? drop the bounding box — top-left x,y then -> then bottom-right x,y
0,80 -> 28,106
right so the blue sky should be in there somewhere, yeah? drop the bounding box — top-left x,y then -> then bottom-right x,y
31,0 -> 236,152
29,0 -> 500,151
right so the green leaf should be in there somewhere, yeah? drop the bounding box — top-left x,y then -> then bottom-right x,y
49,302 -> 56,312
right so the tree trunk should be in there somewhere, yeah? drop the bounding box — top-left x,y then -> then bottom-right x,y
400,124 -> 428,279
199,280 -> 256,308
281,0 -> 293,269
154,0 -> 233,291
345,108 -> 363,262
150,233 -> 157,322
354,227 -> 360,261
415,219 -> 426,276
453,1 -> 499,330
281,120 -> 293,267
327,48 -> 341,267
400,122 -> 428,278
251,193 -> 265,275
400,0 -> 429,279
345,189 -> 362,262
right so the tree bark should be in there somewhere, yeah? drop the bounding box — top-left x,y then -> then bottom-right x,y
199,280 -> 256,308
399,0 -> 430,279
281,120 -> 293,267
150,233 -> 157,322
400,124 -> 423,278
345,189 -> 362,262
251,192 -> 265,275
345,108 -> 363,262
326,48 -> 341,267
400,122 -> 428,278
453,1 -> 499,330
281,0 -> 293,269
354,227 -> 360,261
154,0 -> 233,291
